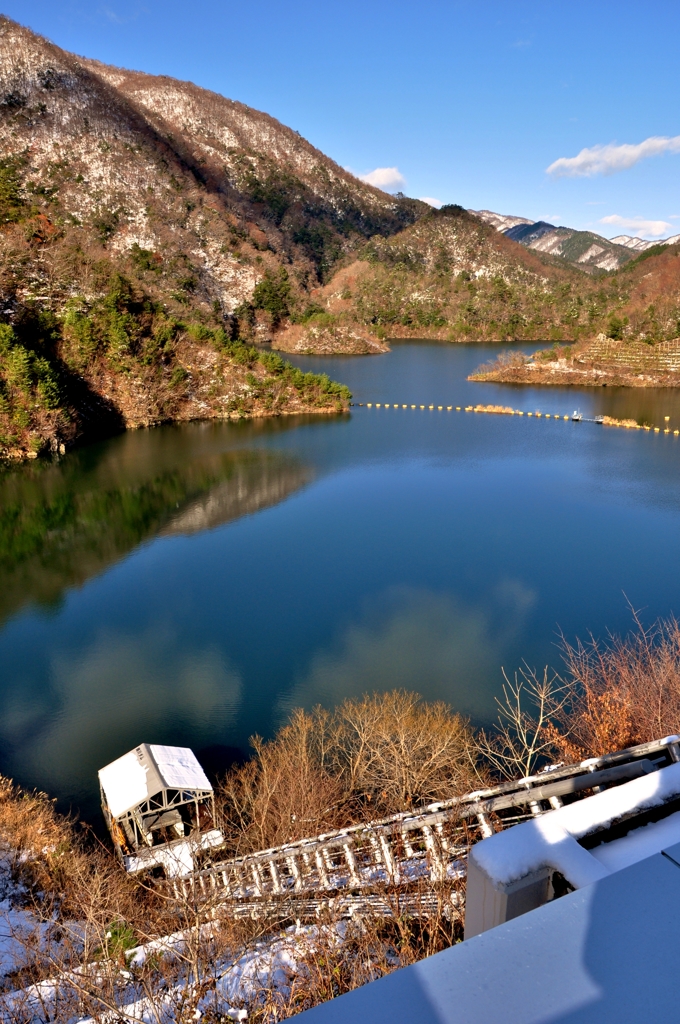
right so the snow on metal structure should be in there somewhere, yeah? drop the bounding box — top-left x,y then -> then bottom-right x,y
99,743 -> 224,878
170,735 -> 680,921
465,734 -> 680,938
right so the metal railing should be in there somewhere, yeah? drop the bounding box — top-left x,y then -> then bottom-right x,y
169,735 -> 680,917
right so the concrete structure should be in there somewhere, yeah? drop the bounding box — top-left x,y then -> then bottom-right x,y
298,844 -> 680,1023
465,755 -> 680,938
297,747 -> 680,1024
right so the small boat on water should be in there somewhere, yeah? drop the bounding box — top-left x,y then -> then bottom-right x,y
595,415 -> 604,424
571,410 -> 582,421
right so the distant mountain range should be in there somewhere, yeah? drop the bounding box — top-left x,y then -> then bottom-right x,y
610,233 -> 680,252
470,210 -> 680,272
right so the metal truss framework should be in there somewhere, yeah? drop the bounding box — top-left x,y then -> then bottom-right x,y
169,735 -> 680,919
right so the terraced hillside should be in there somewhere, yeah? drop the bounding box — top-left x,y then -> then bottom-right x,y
470,243 -> 680,387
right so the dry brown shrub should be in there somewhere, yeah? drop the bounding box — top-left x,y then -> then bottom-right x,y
332,690 -> 475,810
551,614 -> 680,761
476,666 -> 569,780
237,879 -> 463,1022
219,707 -> 348,854
477,615 -> 680,780
218,691 -> 476,854
0,777 -> 278,1022
473,349 -> 531,375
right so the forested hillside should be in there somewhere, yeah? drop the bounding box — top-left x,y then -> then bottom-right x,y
0,16 -> 417,458
282,207 -> 680,356
3,14 -> 680,460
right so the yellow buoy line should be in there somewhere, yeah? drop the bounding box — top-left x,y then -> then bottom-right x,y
353,402 -> 679,436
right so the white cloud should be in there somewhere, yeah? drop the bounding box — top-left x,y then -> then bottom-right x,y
600,214 -> 672,239
358,167 -> 406,192
546,135 -> 680,178
419,197 -> 443,208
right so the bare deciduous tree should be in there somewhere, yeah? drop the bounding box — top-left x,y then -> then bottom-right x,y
217,691 -> 477,855
333,690 -> 476,809
477,665 -> 569,779
553,611 -> 680,761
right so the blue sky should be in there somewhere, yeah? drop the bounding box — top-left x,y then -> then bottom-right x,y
6,0 -> 680,239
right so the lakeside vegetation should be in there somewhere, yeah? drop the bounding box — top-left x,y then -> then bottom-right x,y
0,280 -> 351,460
1,616 -> 679,1019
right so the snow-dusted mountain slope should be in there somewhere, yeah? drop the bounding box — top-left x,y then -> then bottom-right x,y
475,210 -> 680,272
611,234 -> 680,252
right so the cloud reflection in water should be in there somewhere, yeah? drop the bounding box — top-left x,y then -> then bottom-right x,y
0,626 -> 242,812
282,581 -> 536,724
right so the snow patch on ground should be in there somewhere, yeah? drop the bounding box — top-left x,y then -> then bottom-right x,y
73,922 -> 349,1024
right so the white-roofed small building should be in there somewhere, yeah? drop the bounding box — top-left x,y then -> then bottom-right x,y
98,743 -> 224,878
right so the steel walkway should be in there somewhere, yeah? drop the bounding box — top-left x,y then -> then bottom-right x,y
171,735 -> 680,918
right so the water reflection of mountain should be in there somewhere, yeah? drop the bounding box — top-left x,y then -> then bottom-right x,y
0,448 -> 311,624
162,455 -> 310,536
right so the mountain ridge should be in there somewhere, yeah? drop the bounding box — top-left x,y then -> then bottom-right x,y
472,208 -> 680,272
3,16 -> 680,460
611,233 -> 680,251
0,15 -> 430,458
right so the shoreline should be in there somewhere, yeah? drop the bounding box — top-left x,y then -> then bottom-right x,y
469,365 -> 680,389
469,335 -> 680,390
0,402 -> 349,466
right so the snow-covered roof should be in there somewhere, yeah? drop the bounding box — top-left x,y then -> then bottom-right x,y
471,761 -> 680,891
99,743 -> 212,819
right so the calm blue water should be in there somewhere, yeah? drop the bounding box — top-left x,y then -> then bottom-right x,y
2,340 -> 680,822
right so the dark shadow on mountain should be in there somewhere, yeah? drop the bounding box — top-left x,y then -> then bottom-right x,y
62,363 -> 127,445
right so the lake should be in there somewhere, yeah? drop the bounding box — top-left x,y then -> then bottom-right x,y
2,340 -> 680,824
